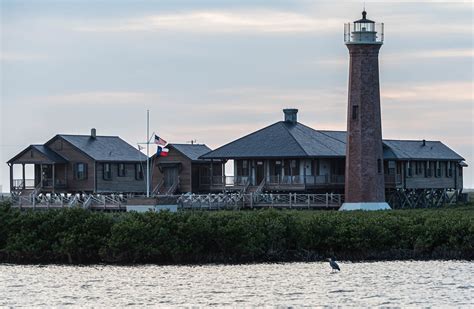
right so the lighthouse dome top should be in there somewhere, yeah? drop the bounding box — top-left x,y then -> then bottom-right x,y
354,10 -> 375,23
344,10 -> 384,44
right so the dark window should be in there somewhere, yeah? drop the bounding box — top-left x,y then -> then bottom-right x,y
446,161 -> 453,178
285,159 -> 299,176
118,163 -> 126,177
416,161 -> 423,175
30,150 -> 34,158
352,105 -> 359,120
388,161 -> 396,175
377,159 -> 382,174
406,161 -> 412,177
103,163 -> 112,180
425,161 -> 432,177
55,141 -> 63,151
435,161 -> 441,177
135,163 -> 144,180
236,160 -> 249,177
75,163 -> 87,180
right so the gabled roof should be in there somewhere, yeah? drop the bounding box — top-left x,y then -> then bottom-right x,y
50,135 -> 147,162
170,144 -> 213,162
31,145 -> 68,163
200,121 -> 465,161
7,144 -> 67,164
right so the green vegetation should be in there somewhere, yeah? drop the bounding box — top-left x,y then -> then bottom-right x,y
0,201 -> 473,264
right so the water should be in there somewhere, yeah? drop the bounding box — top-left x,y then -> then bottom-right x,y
0,261 -> 472,307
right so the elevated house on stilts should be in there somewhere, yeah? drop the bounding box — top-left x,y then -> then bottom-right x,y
7,129 -> 148,197
200,109 -> 466,207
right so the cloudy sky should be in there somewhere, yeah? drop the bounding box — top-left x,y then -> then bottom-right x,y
1,0 -> 473,190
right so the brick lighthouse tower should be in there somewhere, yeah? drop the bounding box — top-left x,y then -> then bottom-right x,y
340,11 -> 391,210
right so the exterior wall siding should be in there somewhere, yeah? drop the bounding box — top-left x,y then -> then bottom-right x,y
11,148 -> 50,164
48,137 -> 95,192
151,148 -> 192,193
96,163 -> 147,193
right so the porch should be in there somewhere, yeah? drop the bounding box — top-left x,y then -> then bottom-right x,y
205,158 -> 346,192
207,174 -> 345,192
8,145 -> 69,195
10,163 -> 68,194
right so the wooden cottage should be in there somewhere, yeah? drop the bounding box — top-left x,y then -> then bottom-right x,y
200,109 -> 466,193
7,129 -> 148,195
151,144 -> 224,194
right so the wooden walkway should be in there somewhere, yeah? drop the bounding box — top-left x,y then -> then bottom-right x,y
7,193 -> 344,211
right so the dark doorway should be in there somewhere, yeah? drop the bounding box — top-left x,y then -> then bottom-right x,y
163,167 -> 178,187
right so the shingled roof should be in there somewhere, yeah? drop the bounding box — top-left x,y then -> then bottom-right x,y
31,145 -> 68,163
53,135 -> 147,162
7,144 -> 68,164
170,144 -> 212,162
200,121 -> 464,161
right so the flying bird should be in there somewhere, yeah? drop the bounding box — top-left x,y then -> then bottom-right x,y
328,257 -> 340,272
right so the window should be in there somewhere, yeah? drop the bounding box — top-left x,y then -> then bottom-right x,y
288,160 -> 299,176
388,161 -> 396,175
135,163 -> 144,180
377,159 -> 382,174
446,161 -> 453,178
416,161 -> 423,175
118,163 -> 126,177
425,161 -> 432,177
352,105 -> 359,120
30,150 -> 34,158
75,163 -> 87,180
435,161 -> 441,177
406,161 -> 412,177
103,163 -> 112,180
236,160 -> 249,177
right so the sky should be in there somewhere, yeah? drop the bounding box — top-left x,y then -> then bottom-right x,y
0,0 -> 473,191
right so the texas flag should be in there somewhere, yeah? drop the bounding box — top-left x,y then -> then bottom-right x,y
157,146 -> 169,157
154,135 -> 167,146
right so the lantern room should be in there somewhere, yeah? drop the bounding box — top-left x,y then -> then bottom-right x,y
344,11 -> 384,44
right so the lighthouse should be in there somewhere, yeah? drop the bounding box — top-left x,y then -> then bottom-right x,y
340,11 -> 391,211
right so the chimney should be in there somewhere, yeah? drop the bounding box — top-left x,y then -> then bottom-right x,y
283,108 -> 298,124
422,139 -> 426,146
91,128 -> 97,139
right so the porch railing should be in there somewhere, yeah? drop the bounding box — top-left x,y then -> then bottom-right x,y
204,176 -> 250,187
12,179 -> 35,190
385,174 -> 402,185
267,175 -> 345,186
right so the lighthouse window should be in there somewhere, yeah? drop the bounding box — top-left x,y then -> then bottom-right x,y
352,105 -> 359,120
377,159 -> 382,174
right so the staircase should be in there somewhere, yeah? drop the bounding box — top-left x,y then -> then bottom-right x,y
152,179 -> 165,195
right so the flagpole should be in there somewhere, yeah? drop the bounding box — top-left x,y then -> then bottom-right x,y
146,109 -> 150,197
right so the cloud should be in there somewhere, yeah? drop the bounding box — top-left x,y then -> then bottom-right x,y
73,10 -> 344,34
25,91 -> 161,106
382,81 -> 473,103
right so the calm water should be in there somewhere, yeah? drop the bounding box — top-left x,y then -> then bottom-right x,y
0,261 -> 473,307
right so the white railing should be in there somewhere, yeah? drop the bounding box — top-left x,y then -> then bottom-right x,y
177,193 -> 344,210
12,179 -> 36,190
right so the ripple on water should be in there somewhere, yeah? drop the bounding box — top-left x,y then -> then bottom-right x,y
0,261 -> 473,307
